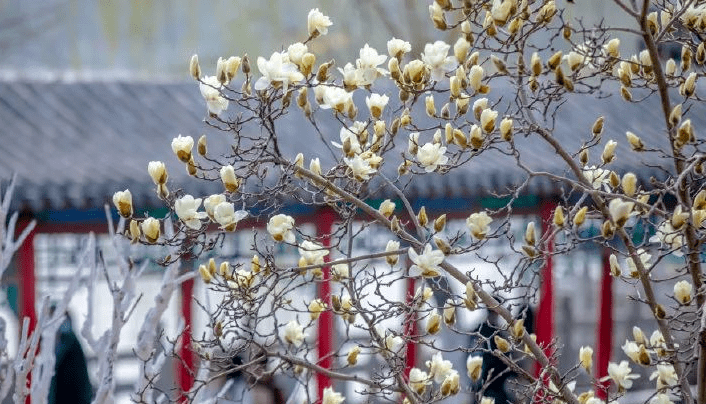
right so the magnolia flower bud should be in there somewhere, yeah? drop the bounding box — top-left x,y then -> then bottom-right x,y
528,75 -> 539,92
621,172 -> 637,197
454,37 -> 470,63
148,161 -> 168,185
309,299 -> 326,320
654,304 -> 666,319
672,204 -> 689,229
425,95 -> 436,117
434,236 -> 451,255
467,356 -> 483,381
171,135 -> 194,163
386,240 -> 400,266
573,206 -> 587,227
464,281 -> 478,310
697,42 -> 706,65
219,261 -> 230,277
609,253 -> 621,277
508,17 -> 522,35
434,214 -> 447,232
677,119 -> 694,146
443,299 -> 456,325
186,157 -> 197,176
500,117 -> 513,141
250,255 -> 260,274
665,58 -> 676,76
682,46 -> 693,72
347,345 -> 361,366
455,128 -> 469,148
379,200 -> 395,218
113,189 -> 133,218
524,221 -> 536,246
216,57 -> 227,84
197,135 -> 207,156
220,165 -> 240,192
441,371 -> 460,396
553,206 -> 565,227
468,65 -> 484,92
309,158 -> 322,176
530,52 -> 542,76
605,38 -> 620,58
480,109 -> 498,133
199,264 -> 212,283
546,51 -> 562,70
512,318 -> 525,339
494,335 -> 510,353
425,312 -> 442,334
601,220 -> 615,239
141,217 -> 160,243
669,104 -> 682,128
579,149 -> 589,166
129,219 -> 140,243
331,263 -> 349,282
621,85 -> 632,101
567,51 -> 584,71
591,116 -> 604,138
608,170 -> 618,188
626,131 -> 644,151
579,346 -> 593,371
189,54 -> 201,80
601,140 -> 617,164
674,280 -> 692,305
633,326 -> 645,344
491,55 -> 508,74
681,72 -> 697,97
416,206 -> 429,227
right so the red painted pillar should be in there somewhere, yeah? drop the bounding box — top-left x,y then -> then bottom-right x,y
536,201 -> 555,376
403,277 -> 416,379
178,278 -> 194,400
595,249 -> 613,399
316,207 -> 335,400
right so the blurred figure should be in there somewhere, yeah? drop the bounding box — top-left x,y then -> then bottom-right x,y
48,311 -> 92,404
219,351 -> 285,404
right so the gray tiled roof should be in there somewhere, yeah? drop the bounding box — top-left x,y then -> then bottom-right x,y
0,79 -> 695,213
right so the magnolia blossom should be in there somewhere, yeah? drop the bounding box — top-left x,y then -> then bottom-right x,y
331,263 -> 349,281
355,44 -> 387,85
387,37 -> 411,58
416,142 -> 448,172
583,166 -> 610,189
421,41 -> 458,81
626,249 -> 651,277
408,244 -> 444,278
148,161 -> 167,185
649,221 -> 683,256
384,333 -> 404,353
309,299 -> 326,320
322,387 -> 344,404
299,240 -> 329,265
379,200 -> 396,218
467,211 -> 492,239
254,52 -> 304,92
199,76 -> 229,115
204,194 -> 226,219
308,8 -> 332,37
287,42 -> 308,66
267,214 -> 296,243
320,86 -> 354,112
491,0 -> 515,25
425,312 -> 442,334
213,202 -> 247,230
171,135 -> 194,163
385,240 -> 400,265
621,340 -> 641,363
608,198 -> 634,227
220,165 -> 240,192
409,368 -> 431,393
141,217 -> 160,243
344,155 -> 376,181
674,280 -> 693,304
605,361 -> 640,390
441,370 -> 460,395
112,189 -> 133,218
480,108 -> 498,133
427,352 -> 454,384
579,346 -> 593,371
283,320 -> 305,347
650,364 -> 678,388
365,93 -> 389,119
333,122 -> 365,155
467,355 -> 483,381
174,195 -> 208,230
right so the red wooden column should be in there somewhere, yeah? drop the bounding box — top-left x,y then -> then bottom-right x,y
178,278 -> 195,400
535,201 -> 555,375
595,248 -> 613,399
316,207 -> 335,400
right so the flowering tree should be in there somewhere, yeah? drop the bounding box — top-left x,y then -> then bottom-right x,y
114,1 -> 706,404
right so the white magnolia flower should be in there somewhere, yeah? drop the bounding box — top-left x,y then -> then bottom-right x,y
480,108 -> 498,133
308,8 -> 332,37
320,86 -> 354,112
674,280 -> 693,304
467,355 -> 483,381
626,249 -> 651,277
283,320 -> 305,347
579,346 -> 593,371
344,155 -> 377,181
379,200 -> 396,218
204,194 -> 226,219
467,211 -> 492,239
583,166 -> 610,189
650,330 -> 665,349
384,333 -> 404,353
427,352 -> 454,384
322,387 -> 345,404
425,311 -> 442,334
365,93 -> 389,119
112,189 -> 133,218
621,340 -> 640,363
267,214 -> 296,243
387,37 -> 411,58
287,42 -> 308,66
650,364 -> 678,388
141,217 -> 160,243
171,135 -> 194,163
220,165 -> 240,192
604,360 -> 640,390
408,244 -> 444,278
213,202 -> 248,230
333,121 -> 366,155
608,198 -> 634,227
174,195 -> 208,230
421,41 -> 458,81
254,52 -> 304,92
331,263 -> 349,281
309,299 -> 326,320
491,0 -> 515,25
417,142 -> 448,172
148,161 -> 167,185
299,240 -> 329,265
441,370 -> 460,395
199,76 -> 229,115
650,221 -> 684,256
385,240 -> 400,265
468,65 -> 484,92
409,368 -> 431,393
355,44 -> 387,85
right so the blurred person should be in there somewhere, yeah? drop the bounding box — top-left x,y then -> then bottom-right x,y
216,351 -> 285,404
48,309 -> 92,404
